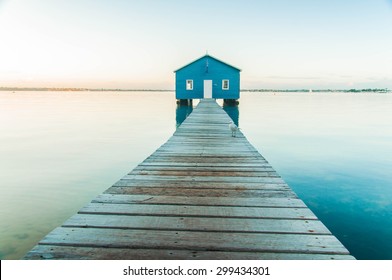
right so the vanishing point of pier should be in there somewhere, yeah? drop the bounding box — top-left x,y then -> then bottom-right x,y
25,99 -> 354,260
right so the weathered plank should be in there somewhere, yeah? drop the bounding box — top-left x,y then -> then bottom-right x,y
37,227 -> 351,255
133,166 -> 275,172
78,204 -> 316,219
122,175 -> 284,182
128,170 -> 279,178
105,186 -> 295,198
112,179 -> 290,190
92,194 -> 307,208
143,158 -> 268,164
24,245 -> 356,260
139,162 -> 269,167
63,214 -> 329,234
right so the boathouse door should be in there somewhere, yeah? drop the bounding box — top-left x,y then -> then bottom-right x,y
203,80 -> 212,99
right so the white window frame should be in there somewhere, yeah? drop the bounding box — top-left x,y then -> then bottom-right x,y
186,80 -> 193,90
222,79 -> 229,90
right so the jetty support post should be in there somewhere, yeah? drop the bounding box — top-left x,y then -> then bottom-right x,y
176,99 -> 193,106
223,99 -> 239,106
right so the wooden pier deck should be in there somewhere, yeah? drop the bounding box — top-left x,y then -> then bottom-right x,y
24,99 -> 354,260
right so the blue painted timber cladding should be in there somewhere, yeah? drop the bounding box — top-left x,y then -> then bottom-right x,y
174,55 -> 241,100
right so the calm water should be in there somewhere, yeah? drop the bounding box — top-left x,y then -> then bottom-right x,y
0,91 -> 391,259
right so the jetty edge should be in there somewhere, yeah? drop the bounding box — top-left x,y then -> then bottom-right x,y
24,99 -> 355,260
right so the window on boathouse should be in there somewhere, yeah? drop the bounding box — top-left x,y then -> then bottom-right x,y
222,79 -> 229,90
186,80 -> 193,90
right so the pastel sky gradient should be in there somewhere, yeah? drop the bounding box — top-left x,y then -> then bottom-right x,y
0,0 -> 392,89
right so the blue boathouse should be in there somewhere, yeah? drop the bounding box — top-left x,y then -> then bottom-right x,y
174,54 -> 241,104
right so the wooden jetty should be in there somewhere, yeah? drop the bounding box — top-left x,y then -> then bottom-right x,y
24,99 -> 354,260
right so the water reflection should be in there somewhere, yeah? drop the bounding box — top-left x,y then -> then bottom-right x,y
175,100 -> 240,128
175,104 -> 193,127
223,103 -> 239,127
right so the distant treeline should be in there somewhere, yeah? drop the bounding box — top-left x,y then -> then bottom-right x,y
242,88 -> 390,93
0,87 -> 390,93
0,87 -> 173,92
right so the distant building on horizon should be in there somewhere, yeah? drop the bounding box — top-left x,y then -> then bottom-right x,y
174,54 -> 241,105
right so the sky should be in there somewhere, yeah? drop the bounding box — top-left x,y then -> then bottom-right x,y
0,0 -> 392,90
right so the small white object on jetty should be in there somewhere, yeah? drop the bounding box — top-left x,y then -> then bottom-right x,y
229,121 -> 239,137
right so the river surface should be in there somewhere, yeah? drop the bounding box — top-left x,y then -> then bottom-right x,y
0,91 -> 391,259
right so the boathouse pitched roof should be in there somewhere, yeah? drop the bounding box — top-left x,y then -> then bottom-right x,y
174,54 -> 242,73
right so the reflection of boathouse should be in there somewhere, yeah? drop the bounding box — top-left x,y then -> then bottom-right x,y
223,103 -> 239,127
174,54 -> 241,105
175,104 -> 193,128
175,101 -> 239,128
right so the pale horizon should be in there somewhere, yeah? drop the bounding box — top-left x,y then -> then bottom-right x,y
1,0 -> 392,90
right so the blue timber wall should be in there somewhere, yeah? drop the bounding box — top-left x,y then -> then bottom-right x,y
175,55 -> 240,100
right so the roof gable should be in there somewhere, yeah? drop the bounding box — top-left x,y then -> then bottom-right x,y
174,54 -> 241,72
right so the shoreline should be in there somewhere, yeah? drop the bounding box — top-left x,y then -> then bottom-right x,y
0,88 -> 390,93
